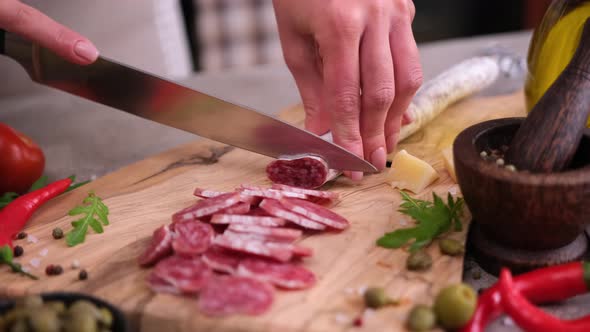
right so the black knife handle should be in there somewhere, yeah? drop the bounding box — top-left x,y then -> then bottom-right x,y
0,28 -> 4,55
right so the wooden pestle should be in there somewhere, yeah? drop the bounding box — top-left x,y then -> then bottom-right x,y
506,18 -> 590,173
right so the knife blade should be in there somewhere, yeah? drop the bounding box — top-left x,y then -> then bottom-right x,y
0,30 -> 377,173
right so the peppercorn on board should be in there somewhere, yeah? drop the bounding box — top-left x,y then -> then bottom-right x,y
0,91 -> 525,332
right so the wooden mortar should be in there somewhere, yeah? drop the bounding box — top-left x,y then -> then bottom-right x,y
454,117 -> 590,274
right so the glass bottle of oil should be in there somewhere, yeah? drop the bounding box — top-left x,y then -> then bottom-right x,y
525,0 -> 590,125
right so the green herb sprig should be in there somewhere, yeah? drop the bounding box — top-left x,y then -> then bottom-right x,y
0,245 -> 38,280
66,192 -> 110,247
376,191 -> 464,252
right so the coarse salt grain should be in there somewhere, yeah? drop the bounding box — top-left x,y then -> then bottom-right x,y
29,258 -> 41,268
39,248 -> 48,257
71,260 -> 80,269
26,235 -> 38,244
357,285 -> 368,296
21,266 -> 30,273
448,186 -> 459,196
398,218 -> 409,226
344,287 -> 355,295
334,313 -> 350,324
363,308 -> 375,318
502,317 -> 515,326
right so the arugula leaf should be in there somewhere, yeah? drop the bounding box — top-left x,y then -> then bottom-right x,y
0,192 -> 19,209
0,245 -> 38,280
28,175 -> 49,192
376,191 -> 464,252
66,192 -> 110,247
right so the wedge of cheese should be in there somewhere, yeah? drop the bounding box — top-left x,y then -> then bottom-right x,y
387,149 -> 439,193
441,146 -> 457,182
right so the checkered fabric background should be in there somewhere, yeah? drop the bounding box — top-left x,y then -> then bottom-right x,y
192,0 -> 284,71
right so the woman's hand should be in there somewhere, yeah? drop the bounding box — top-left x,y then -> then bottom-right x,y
0,0 -> 98,64
273,0 -> 423,179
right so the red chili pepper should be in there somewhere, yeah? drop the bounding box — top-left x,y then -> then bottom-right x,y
460,261 -> 590,332
499,267 -> 590,332
0,177 -> 72,248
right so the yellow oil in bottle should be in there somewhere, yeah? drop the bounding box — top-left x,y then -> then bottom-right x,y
525,0 -> 590,125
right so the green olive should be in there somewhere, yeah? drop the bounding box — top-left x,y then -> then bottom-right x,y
69,300 -> 101,319
407,305 -> 436,331
15,295 -> 43,308
97,307 -> 113,327
2,308 -> 28,325
438,239 -> 464,256
44,301 -> 66,315
434,283 -> 477,329
64,311 -> 98,332
363,287 -> 395,309
406,250 -> 432,271
29,306 -> 61,332
9,318 -> 28,332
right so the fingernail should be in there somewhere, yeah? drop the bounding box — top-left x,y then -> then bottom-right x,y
386,133 -> 400,153
74,41 -> 99,62
370,147 -> 386,170
351,171 -> 363,182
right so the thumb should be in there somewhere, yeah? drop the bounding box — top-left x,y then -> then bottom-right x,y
0,1 -> 99,65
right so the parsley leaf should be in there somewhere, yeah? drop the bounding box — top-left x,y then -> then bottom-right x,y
0,245 -> 38,280
376,191 -> 464,252
66,192 -> 110,247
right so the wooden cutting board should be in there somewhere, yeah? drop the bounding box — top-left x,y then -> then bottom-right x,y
0,90 -> 525,332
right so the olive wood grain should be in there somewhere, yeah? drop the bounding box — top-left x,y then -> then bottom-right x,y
0,91 -> 524,332
505,18 -> 590,172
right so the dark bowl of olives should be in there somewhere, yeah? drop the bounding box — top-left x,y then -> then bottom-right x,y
0,292 -> 130,332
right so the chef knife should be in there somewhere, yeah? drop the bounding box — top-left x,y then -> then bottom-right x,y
0,30 -> 377,173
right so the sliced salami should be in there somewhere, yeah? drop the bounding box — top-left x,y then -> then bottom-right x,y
237,257 -> 316,289
218,202 -> 251,215
210,214 -> 287,227
266,155 -> 338,189
202,245 -> 243,274
239,184 -> 308,199
213,233 -> 293,262
193,188 -> 229,198
290,245 -> 314,257
198,275 -> 274,316
259,199 -> 326,231
271,183 -> 340,201
151,255 -> 212,295
172,192 -> 247,223
227,224 -> 302,242
172,220 -> 214,257
278,198 -> 349,230
147,273 -> 180,295
138,225 -> 174,267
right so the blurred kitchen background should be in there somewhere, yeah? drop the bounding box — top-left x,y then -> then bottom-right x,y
0,0 -> 551,96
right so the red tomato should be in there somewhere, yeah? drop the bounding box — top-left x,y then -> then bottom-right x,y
0,123 -> 45,194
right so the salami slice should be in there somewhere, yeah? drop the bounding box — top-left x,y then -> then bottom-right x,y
198,275 -> 274,316
218,202 -> 251,215
278,198 -> 349,230
172,193 -> 245,223
147,273 -> 180,295
151,255 -> 212,295
259,199 -> 326,230
227,224 -> 302,242
237,257 -> 316,289
271,184 -> 340,201
138,225 -> 174,267
210,214 -> 287,227
266,155 -> 341,189
193,188 -> 229,198
202,245 -> 243,274
239,185 -> 308,199
213,233 -> 293,262
172,220 -> 214,257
